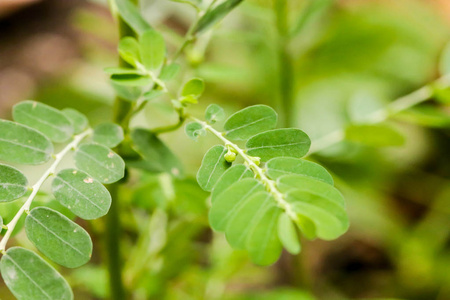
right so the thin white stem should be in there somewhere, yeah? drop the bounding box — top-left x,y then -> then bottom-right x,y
192,118 -> 299,222
0,129 -> 92,253
308,75 -> 450,155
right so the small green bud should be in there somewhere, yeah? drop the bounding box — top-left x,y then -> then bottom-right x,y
179,95 -> 198,105
250,156 -> 261,166
224,151 -> 236,163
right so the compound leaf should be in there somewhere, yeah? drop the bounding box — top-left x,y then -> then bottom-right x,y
0,164 -> 28,203
224,105 -> 277,140
185,122 -> 206,141
0,247 -> 73,300
266,157 -> 333,185
13,101 -> 73,143
277,213 -> 301,255
246,128 -> 311,161
211,164 -> 253,202
93,123 -> 124,148
129,129 -> 183,176
345,124 -> 405,147
52,169 -> 111,220
205,104 -> 225,124
114,0 -> 152,35
196,145 -> 231,191
62,108 -> 89,134
0,119 -> 53,165
194,0 -> 244,34
25,207 -> 92,268
74,143 -> 125,184
118,36 -> 141,67
139,30 -> 166,71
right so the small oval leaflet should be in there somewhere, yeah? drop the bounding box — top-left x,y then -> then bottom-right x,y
0,119 -> 54,165
266,157 -> 333,185
62,108 -> 89,134
181,78 -> 205,97
0,247 -> 73,300
25,207 -> 93,268
13,100 -> 74,143
224,105 -> 277,140
52,168 -> 112,220
185,122 -> 206,141
205,104 -> 225,124
74,143 -> 125,184
211,164 -> 253,202
93,123 -> 124,148
277,213 -> 301,255
0,164 -> 28,203
159,63 -> 180,81
118,36 -> 141,67
197,145 -> 231,191
246,128 -> 311,161
139,29 -> 166,71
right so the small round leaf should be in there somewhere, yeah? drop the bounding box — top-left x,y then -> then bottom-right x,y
0,164 -> 28,203
93,123 -> 124,148
205,104 -> 225,124
62,108 -> 89,134
181,78 -> 204,97
185,122 -> 206,141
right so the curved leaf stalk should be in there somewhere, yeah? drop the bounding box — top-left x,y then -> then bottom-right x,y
309,74 -> 450,154
191,117 -> 299,222
0,129 -> 92,254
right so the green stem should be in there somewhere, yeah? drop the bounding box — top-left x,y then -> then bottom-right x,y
274,0 -> 295,128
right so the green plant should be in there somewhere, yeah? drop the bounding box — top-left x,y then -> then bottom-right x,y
1,0 -> 450,299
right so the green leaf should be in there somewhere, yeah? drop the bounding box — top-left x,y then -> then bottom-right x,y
93,123 -> 124,148
104,67 -> 143,75
13,100 -> 73,143
185,122 -> 206,141
0,215 -> 3,228
196,145 -> 231,191
266,157 -> 333,185
224,105 -> 277,140
277,213 -> 301,255
62,108 -> 89,134
395,106 -> 450,128
129,129 -> 183,176
74,143 -> 125,184
209,178 -> 265,231
211,164 -> 253,202
110,74 -> 152,86
194,0 -> 244,34
114,0 -> 152,35
110,81 -> 142,102
159,63 -> 180,81
286,189 -> 349,240
0,247 -> 73,300
142,89 -> 165,101
246,129 -> 311,161
0,164 -> 28,203
0,119 -> 53,165
205,104 -> 225,124
345,124 -> 405,147
118,36 -> 141,67
181,78 -> 205,97
439,40 -> 450,75
277,175 -> 345,207
139,30 -> 166,71
52,169 -> 111,220
25,207 -> 92,268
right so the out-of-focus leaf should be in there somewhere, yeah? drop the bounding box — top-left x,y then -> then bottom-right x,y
52,168 -> 111,220
13,100 -> 73,143
395,106 -> 450,128
181,78 -> 204,97
205,104 -> 225,124
25,207 -> 92,268
345,124 -> 405,147
110,81 -> 142,102
185,122 -> 206,141
246,129 -> 311,161
0,164 -> 28,203
93,123 -> 124,148
159,63 -> 180,81
62,108 -> 89,134
139,30 -> 166,71
439,41 -> 450,75
224,105 -> 277,140
74,143 -> 125,184
110,74 -> 152,86
118,37 -> 141,67
196,145 -> 231,191
114,0 -> 152,35
0,247 -> 73,300
142,89 -> 165,101
104,67 -> 143,75
278,213 -> 301,255
0,119 -> 53,165
194,0 -> 244,34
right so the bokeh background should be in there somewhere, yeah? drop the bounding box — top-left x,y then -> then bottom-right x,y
0,0 -> 449,299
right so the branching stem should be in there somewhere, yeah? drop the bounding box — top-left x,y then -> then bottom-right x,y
0,129 -> 92,254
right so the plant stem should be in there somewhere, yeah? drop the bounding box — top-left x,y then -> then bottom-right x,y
308,74 -> 450,154
0,129 -> 92,254
274,0 -> 295,127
